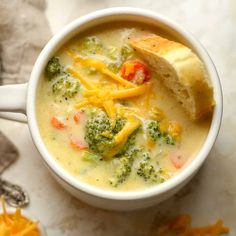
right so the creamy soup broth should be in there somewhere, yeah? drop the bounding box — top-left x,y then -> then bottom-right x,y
36,23 -> 211,191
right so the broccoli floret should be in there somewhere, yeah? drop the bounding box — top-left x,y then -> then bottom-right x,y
109,155 -> 133,187
81,151 -> 101,162
79,36 -> 104,55
163,134 -> 175,145
112,117 -> 126,133
147,120 -> 161,141
112,117 -> 139,157
106,45 -> 133,73
107,46 -> 120,60
78,36 -> 134,74
52,75 -> 80,99
111,149 -> 164,187
115,131 -> 137,157
107,61 -> 122,73
45,57 -> 61,79
84,111 -> 139,158
109,148 -> 141,187
137,152 -> 164,183
84,107 -> 99,116
85,110 -> 114,156
121,44 -> 133,61
147,120 -> 176,145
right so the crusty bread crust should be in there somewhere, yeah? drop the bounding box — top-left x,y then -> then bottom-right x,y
129,35 -> 214,120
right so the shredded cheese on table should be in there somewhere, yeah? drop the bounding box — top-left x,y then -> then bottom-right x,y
0,196 -> 40,236
155,215 -> 229,236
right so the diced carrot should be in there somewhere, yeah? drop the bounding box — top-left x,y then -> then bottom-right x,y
51,116 -> 66,129
70,136 -> 88,150
170,153 -> 184,169
73,111 -> 83,124
121,60 -> 151,84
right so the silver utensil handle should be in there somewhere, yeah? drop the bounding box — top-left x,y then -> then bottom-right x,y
0,178 -> 29,207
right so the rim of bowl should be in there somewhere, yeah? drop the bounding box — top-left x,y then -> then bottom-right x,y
27,7 -> 223,201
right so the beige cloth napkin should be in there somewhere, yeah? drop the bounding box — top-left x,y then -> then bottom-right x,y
0,0 -> 51,85
0,0 -> 51,169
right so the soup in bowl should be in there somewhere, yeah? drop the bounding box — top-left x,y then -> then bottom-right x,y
36,23 -> 212,192
0,8 -> 222,210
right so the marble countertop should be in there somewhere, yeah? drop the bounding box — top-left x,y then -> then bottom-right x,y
0,0 -> 236,235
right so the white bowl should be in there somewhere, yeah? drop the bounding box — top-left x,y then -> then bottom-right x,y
0,7 -> 223,211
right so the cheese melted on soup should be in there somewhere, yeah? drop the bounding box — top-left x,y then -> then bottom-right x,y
36,24 -> 211,191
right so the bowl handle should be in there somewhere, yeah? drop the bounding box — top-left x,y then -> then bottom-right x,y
0,83 -> 28,123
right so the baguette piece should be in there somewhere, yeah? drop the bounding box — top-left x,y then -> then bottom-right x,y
129,35 -> 214,120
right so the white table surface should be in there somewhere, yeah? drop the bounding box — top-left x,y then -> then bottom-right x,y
0,0 -> 236,235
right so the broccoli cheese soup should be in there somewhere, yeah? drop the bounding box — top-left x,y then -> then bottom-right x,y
36,23 -> 212,191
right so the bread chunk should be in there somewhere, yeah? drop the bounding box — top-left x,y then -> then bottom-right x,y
129,35 -> 214,120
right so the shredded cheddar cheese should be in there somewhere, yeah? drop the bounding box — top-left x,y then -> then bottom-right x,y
67,67 -> 95,90
74,100 -> 90,109
67,50 -> 183,147
71,71 -> 147,120
116,105 -> 143,119
67,50 -> 149,121
147,138 -> 156,149
156,215 -> 229,236
144,82 -> 152,110
111,83 -> 148,99
76,57 -> 105,70
74,56 -> 135,88
159,120 -> 169,133
168,122 -> 182,139
102,68 -> 135,88
103,100 -> 116,120
82,89 -> 100,96
0,196 -> 40,236
149,106 -> 165,121
105,115 -> 141,159
114,115 -> 141,144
